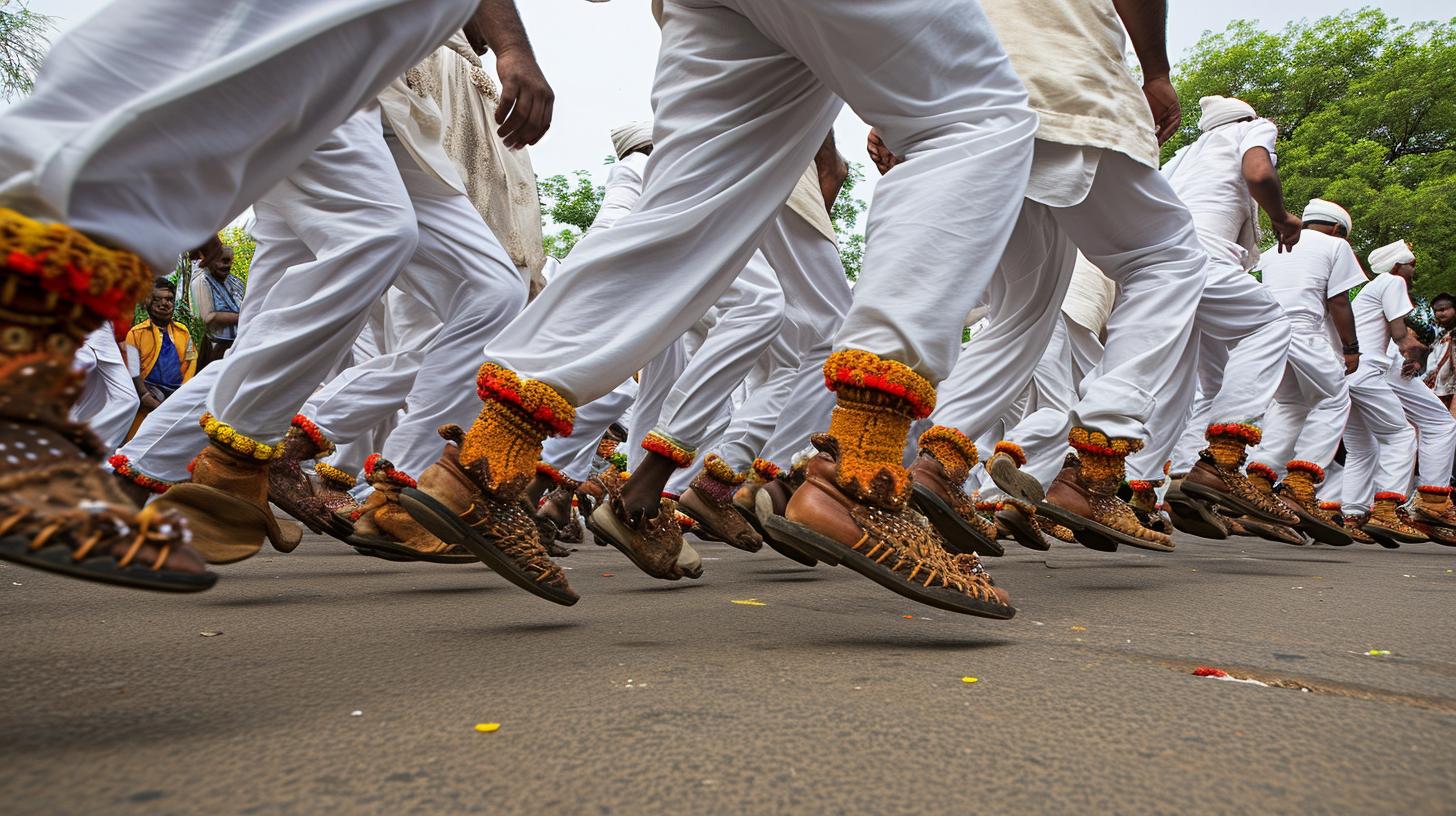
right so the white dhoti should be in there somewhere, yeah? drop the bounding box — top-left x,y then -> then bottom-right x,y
70,324 -> 140,450
0,0 -> 476,269
1341,362 -> 1417,514
481,0 -> 1034,407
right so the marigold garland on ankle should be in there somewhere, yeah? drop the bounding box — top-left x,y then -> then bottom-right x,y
993,440 -> 1027,467
475,362 -> 574,437
1206,422 -> 1262,446
596,437 -> 619,458
1246,461 -> 1278,484
823,349 -> 936,419
1127,480 -> 1159,495
1067,427 -> 1141,458
314,461 -> 357,489
751,458 -> 780,482
199,412 -> 281,461
702,453 -> 747,485
918,425 -> 978,478
1318,501 -> 1341,512
1,208 -> 152,322
1416,484 -> 1453,497
363,453 -> 417,489
290,414 -> 334,455
107,454 -> 172,494
536,461 -> 571,488
641,430 -> 695,468
1285,460 -> 1325,482
1374,491 -> 1407,503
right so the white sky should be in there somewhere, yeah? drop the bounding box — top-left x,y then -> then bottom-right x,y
16,1 -> 1454,216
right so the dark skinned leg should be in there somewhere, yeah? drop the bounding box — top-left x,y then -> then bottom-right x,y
619,451 -> 677,519
525,473 -> 554,506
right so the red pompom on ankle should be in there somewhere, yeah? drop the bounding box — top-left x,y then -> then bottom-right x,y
1374,491 -> 1407,503
1417,484 -> 1453,496
108,454 -> 172,494
1206,422 -> 1262,446
1246,461 -> 1278,483
363,453 -> 417,489
290,414 -> 332,453
641,431 -> 695,468
993,440 -> 1027,467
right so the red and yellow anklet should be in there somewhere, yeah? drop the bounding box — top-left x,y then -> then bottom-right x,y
1374,491 -> 1407,503
1206,422 -> 1262,446
823,349 -> 936,419
751,458 -> 781,482
918,425 -> 978,480
363,453 -> 416,489
535,461 -> 581,491
475,362 -> 575,437
199,413 -> 281,461
290,414 -> 334,455
1,208 -> 152,323
993,440 -> 1027,467
1246,461 -> 1278,484
641,430 -> 695,468
107,454 -> 172,494
1285,460 -> 1325,482
1417,484 -> 1453,497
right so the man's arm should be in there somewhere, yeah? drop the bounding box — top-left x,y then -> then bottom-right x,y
1390,315 -> 1426,367
465,0 -> 554,149
1242,147 -> 1300,253
1112,0 -> 1179,144
813,129 -> 850,214
1326,292 -> 1360,374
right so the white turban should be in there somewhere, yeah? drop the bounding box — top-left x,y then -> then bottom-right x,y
1302,198 -> 1352,235
1368,240 -> 1415,277
1198,95 -> 1258,132
611,121 -> 653,160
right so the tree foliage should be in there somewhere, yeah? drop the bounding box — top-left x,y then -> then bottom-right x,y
0,0 -> 52,101
833,162 -> 869,282
538,170 -> 605,259
1167,9 -> 1456,295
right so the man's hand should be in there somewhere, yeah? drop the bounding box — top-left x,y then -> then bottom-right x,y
1271,210 -> 1303,254
141,393 -> 161,411
494,49 -> 554,148
1402,358 -> 1424,379
865,129 -> 902,176
1344,353 -> 1360,375
1143,76 -> 1180,145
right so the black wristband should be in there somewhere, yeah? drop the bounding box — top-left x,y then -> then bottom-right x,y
1342,343 -> 1360,355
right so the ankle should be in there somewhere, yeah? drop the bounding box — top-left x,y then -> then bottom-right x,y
1204,423 -> 1261,469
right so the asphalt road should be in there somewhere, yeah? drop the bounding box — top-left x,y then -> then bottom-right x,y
2,527 -> 1454,814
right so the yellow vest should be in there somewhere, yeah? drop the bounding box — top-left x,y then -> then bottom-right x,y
126,319 -> 196,383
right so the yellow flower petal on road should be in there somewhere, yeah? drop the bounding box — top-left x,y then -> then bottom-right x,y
961,677 -> 979,684
474,723 -> 501,733
731,599 -> 767,606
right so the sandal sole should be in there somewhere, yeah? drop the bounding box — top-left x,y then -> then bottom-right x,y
986,455 -> 1045,503
0,537 -> 216,593
762,516 -> 1014,619
1180,479 -> 1298,526
344,532 -> 478,564
398,488 -> 578,605
739,503 -> 817,567
994,508 -> 1052,552
1165,485 -> 1231,540
754,491 -> 828,566
909,483 -> 1003,557
1290,507 -> 1354,546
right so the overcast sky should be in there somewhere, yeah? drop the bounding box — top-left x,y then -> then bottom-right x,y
17,1 -> 1453,215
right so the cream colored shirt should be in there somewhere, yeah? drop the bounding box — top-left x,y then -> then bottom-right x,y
1060,253 -> 1118,334
981,0 -> 1158,169
784,163 -> 836,243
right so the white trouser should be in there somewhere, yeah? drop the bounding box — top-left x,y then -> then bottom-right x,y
481,0 -> 1034,407
1130,237 -> 1290,480
0,0 -> 475,269
540,378 -> 639,484
1387,365 -> 1456,491
971,317 -> 1095,499
70,323 -> 139,450
308,138 -> 525,480
648,248 -> 784,459
1247,329 -> 1351,475
121,113 -> 525,479
327,307 -> 391,473
929,150 -> 1206,473
1341,362 -> 1417,514
703,210 -> 851,472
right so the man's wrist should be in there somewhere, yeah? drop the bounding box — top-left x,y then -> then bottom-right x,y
1342,342 -> 1360,355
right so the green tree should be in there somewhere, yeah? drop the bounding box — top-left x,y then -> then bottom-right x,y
1167,9 -> 1456,295
833,162 -> 869,281
538,170 -> 605,259
0,0 -> 52,101
219,226 -> 256,286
